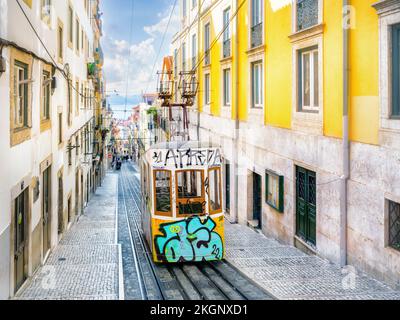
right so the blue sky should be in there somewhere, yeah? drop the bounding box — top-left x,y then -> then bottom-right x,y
100,0 -> 180,117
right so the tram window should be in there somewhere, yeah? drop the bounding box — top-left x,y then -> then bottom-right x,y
176,170 -> 203,199
209,167 -> 222,213
154,170 -> 172,215
176,170 -> 205,215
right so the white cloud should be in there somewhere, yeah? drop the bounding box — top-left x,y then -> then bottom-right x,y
103,37 -> 157,95
143,5 -> 180,37
103,4 -> 179,97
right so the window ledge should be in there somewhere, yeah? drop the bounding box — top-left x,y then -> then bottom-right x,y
202,64 -> 211,70
220,56 -> 232,64
40,119 -> 52,133
289,23 -> 324,44
10,126 -> 31,147
246,44 -> 266,56
373,0 -> 400,15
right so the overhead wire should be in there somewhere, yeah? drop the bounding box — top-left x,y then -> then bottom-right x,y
123,0 -> 136,116
144,0 -> 178,95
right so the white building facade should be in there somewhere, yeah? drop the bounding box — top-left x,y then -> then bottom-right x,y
0,0 -> 104,298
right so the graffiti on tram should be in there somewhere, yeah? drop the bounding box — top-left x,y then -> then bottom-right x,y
154,216 -> 224,263
152,148 -> 222,169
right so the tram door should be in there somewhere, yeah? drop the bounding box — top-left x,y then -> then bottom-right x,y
252,172 -> 262,228
14,188 -> 28,293
42,166 -> 51,257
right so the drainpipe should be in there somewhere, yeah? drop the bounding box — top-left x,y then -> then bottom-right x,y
197,2 -> 201,141
232,0 -> 240,224
340,0 -> 350,267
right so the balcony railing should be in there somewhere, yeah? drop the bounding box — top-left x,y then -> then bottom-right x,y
251,23 -> 263,48
223,39 -> 231,58
297,0 -> 318,31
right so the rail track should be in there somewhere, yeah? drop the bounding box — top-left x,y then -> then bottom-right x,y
118,163 -> 273,301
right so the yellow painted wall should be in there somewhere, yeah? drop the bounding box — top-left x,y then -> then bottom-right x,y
323,0 -> 344,138
210,20 -> 222,116
196,0 -> 379,145
237,0 -> 249,121
265,1 -> 292,129
349,0 -> 379,145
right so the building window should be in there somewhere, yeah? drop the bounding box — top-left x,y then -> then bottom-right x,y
154,170 -> 172,216
192,34 -> 197,69
13,61 -> 29,129
41,0 -> 51,24
265,170 -> 284,213
204,73 -> 210,105
204,23 -> 210,65
182,0 -> 187,18
388,200 -> 400,251
75,80 -> 79,114
251,0 -> 263,48
58,113 -> 63,144
174,49 -> 178,76
223,8 -> 231,58
57,22 -> 64,63
182,42 -> 186,71
41,70 -> 51,121
296,0 -> 319,31
75,135 -> 79,156
251,61 -> 263,108
68,6 -> 73,47
192,0 -> 196,9
392,23 -> 400,117
298,46 -> 319,111
76,18 -> 80,54
67,141 -> 72,166
223,68 -> 231,106
209,168 -> 222,214
67,80 -> 72,125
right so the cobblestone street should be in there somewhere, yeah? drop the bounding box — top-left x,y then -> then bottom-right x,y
15,168 -> 400,300
225,223 -> 400,300
16,174 -> 122,300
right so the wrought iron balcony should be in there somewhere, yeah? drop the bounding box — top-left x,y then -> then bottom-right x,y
223,39 -> 231,58
297,0 -> 318,31
251,23 -> 263,48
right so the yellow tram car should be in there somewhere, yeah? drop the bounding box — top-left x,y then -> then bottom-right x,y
140,141 -> 225,263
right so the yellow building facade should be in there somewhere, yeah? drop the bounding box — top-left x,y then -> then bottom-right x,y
170,0 -> 400,288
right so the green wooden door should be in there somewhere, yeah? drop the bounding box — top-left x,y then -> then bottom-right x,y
253,172 -> 262,228
296,167 -> 316,245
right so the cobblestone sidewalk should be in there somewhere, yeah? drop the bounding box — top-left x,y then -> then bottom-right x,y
16,173 -> 123,300
225,223 -> 400,300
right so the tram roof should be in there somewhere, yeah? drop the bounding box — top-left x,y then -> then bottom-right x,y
148,141 -> 220,150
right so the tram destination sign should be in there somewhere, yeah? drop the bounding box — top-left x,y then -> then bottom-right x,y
151,147 -> 222,169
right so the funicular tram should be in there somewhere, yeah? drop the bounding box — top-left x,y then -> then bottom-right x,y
140,58 -> 225,264
140,141 -> 225,263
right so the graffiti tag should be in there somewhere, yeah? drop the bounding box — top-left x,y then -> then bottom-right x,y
155,216 -> 223,263
152,148 -> 222,169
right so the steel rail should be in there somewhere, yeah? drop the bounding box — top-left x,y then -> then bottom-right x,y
121,166 -> 166,300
